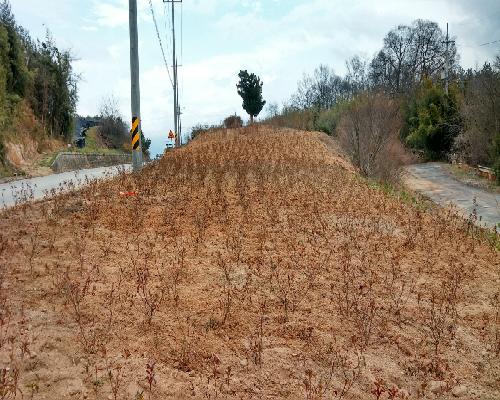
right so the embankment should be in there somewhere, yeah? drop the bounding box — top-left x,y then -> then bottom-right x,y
51,152 -> 131,172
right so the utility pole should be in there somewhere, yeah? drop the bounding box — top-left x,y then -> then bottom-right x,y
129,0 -> 143,170
443,23 -> 455,96
164,0 -> 182,147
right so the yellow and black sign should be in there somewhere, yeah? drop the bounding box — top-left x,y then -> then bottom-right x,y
131,117 -> 140,150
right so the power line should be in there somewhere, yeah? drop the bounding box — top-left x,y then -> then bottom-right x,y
148,0 -> 174,88
163,0 -> 182,146
479,39 -> 500,46
181,3 -> 184,65
179,0 -> 183,142
163,1 -> 172,62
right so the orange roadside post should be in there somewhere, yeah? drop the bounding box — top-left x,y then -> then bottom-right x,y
119,191 -> 138,197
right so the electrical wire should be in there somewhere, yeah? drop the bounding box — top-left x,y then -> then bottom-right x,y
148,0 -> 174,88
181,1 -> 183,64
179,0 -> 184,138
163,1 -> 172,60
479,39 -> 500,46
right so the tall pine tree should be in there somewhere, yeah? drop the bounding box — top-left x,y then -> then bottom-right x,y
236,70 -> 266,123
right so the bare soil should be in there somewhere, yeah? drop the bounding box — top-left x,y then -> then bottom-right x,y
0,126 -> 499,399
1,135 -> 65,183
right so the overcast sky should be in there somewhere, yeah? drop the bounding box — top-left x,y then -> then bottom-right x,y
11,0 -> 500,156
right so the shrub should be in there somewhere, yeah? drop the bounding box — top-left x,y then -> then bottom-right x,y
314,102 -> 348,135
494,139 -> 500,185
263,107 -> 316,131
223,115 -> 243,129
337,92 -> 409,181
97,96 -> 129,150
455,59 -> 500,169
403,78 -> 462,161
190,123 -> 223,140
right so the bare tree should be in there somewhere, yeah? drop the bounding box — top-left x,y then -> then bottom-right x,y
337,92 -> 406,180
291,65 -> 346,110
370,20 -> 457,94
99,95 -> 121,119
455,58 -> 500,166
265,102 -> 280,119
345,56 -> 369,98
98,95 -> 129,150
411,20 -> 454,79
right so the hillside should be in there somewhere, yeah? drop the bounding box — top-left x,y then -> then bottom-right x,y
0,101 -> 66,179
0,2 -> 77,178
72,127 -> 131,155
0,126 -> 498,399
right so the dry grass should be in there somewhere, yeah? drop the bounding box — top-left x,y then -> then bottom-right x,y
0,126 -> 499,399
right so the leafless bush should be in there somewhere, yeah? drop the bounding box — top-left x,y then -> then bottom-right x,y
98,95 -> 129,151
224,115 -> 243,129
0,125 -> 497,398
454,59 -> 500,166
246,300 -> 266,367
27,223 -> 40,273
420,290 -> 459,359
145,360 -> 156,398
216,251 -> 234,326
134,258 -> 167,325
384,259 -> 416,326
337,92 -> 409,181
169,244 -> 186,307
107,363 -> 123,400
0,366 -> 21,400
490,292 -> 500,357
304,345 -> 362,399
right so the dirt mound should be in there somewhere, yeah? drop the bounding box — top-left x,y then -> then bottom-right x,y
0,126 -> 498,399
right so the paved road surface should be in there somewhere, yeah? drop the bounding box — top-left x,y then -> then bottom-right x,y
405,163 -> 500,229
0,164 -> 131,209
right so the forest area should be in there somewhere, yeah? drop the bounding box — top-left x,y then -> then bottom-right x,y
265,19 -> 500,183
0,0 -> 78,176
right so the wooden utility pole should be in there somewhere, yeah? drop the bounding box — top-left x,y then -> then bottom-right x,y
164,0 -> 182,147
443,23 -> 455,96
129,0 -> 143,170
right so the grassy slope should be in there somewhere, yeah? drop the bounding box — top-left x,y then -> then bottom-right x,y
34,128 -> 130,174
0,126 -> 498,399
71,127 -> 129,155
38,128 -> 128,167
1,115 -> 127,180
444,163 -> 500,194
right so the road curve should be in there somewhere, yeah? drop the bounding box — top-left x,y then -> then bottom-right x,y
0,164 -> 131,209
404,162 -> 500,229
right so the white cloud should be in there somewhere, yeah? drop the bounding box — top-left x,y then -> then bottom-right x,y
183,0 -> 261,15
93,0 -> 150,28
93,1 -> 128,28
137,0 -> 500,153
12,0 -> 500,156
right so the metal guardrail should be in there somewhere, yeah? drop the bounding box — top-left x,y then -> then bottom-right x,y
477,165 -> 496,181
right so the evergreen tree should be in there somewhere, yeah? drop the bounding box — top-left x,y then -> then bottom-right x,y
0,0 -> 78,144
236,70 -> 266,123
404,78 -> 462,160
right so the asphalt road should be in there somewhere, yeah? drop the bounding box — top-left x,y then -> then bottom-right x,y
405,162 -> 500,229
0,164 -> 131,209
